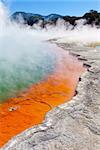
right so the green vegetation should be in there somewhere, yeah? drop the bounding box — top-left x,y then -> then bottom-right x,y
12,10 -> 100,27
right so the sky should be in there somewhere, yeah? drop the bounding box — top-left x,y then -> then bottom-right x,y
1,0 -> 100,16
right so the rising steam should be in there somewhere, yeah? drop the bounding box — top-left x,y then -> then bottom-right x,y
0,2 -> 100,101
0,2 -> 57,101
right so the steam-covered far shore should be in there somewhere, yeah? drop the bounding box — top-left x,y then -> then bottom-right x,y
11,10 -> 100,28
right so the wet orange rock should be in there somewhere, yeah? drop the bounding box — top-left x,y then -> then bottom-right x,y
0,48 -> 84,147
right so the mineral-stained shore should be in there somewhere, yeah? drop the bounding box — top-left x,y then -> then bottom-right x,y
1,43 -> 100,150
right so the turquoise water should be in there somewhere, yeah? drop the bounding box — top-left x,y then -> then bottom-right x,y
0,49 -> 56,102
96,45 -> 100,48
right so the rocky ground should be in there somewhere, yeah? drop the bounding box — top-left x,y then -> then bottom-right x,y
1,42 -> 100,150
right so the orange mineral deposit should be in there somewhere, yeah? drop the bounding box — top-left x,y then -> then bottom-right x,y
0,47 -> 84,147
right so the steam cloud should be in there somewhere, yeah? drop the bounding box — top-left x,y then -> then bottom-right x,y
0,2 -> 100,101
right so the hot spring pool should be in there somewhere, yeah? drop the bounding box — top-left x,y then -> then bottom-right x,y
0,45 -> 84,147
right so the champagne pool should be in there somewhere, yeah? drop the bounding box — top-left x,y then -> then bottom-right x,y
0,44 -> 85,147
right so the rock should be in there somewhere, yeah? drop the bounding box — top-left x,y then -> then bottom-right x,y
8,107 -> 18,112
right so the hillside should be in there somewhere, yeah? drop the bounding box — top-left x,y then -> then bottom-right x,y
11,10 -> 100,27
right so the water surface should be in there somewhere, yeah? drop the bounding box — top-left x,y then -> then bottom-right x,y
0,44 -> 56,102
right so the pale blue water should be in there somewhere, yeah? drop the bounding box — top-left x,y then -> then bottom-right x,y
96,45 -> 100,48
0,48 -> 56,102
